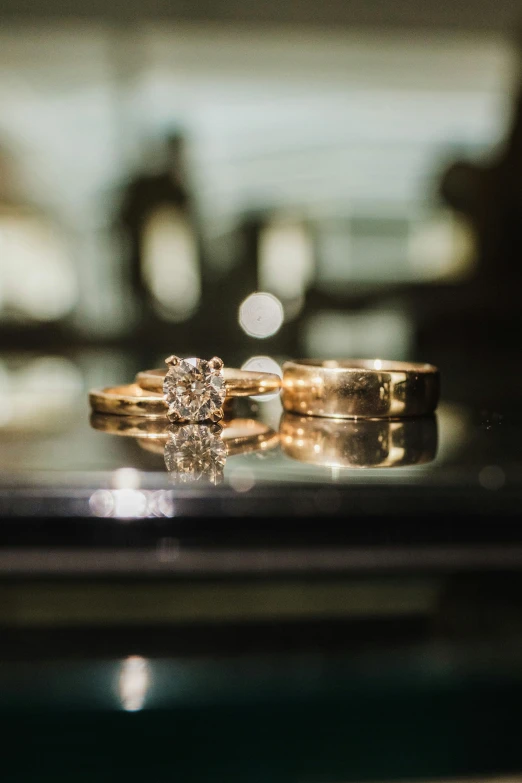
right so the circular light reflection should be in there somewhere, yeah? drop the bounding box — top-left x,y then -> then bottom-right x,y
241,355 -> 282,401
229,466 -> 256,493
479,465 -> 505,491
239,292 -> 284,339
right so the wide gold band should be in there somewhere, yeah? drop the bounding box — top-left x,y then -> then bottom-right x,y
90,414 -> 279,457
282,359 -> 439,418
136,367 -> 281,397
280,413 -> 437,468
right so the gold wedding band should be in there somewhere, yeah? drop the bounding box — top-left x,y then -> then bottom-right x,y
280,413 -> 437,468
136,367 -> 281,397
282,359 -> 439,419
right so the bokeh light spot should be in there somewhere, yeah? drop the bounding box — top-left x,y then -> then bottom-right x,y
239,292 -> 284,338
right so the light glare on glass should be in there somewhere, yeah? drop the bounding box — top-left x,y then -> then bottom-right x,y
118,656 -> 150,712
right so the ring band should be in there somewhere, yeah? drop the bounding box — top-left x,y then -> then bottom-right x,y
282,359 -> 439,418
89,386 -> 236,418
89,384 -> 168,418
136,367 -> 281,397
280,413 -> 437,468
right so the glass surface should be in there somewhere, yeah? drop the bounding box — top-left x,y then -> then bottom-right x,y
0,348 -> 518,552
1,14 -> 522,781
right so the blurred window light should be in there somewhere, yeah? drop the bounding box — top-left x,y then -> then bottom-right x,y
315,214 -> 411,288
258,218 -> 314,313
315,207 -> 477,288
304,308 -> 412,359
0,356 -> 83,432
349,215 -> 410,281
315,222 -> 353,289
239,292 -> 284,338
408,209 -> 477,281
0,209 -> 77,321
141,206 -> 200,322
118,656 -> 150,712
0,25 -> 509,326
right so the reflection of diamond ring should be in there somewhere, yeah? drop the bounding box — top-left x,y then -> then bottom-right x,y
136,356 -> 281,423
133,418 -> 280,457
280,413 -> 437,468
89,413 -> 279,452
282,359 -> 439,419
89,415 -> 280,484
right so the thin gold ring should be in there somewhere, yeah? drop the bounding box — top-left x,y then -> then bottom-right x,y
88,386 -> 235,418
137,355 -> 281,423
282,359 -> 439,419
280,413 -> 437,468
89,384 -> 168,418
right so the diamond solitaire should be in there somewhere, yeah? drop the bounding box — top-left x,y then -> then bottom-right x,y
163,356 -> 226,423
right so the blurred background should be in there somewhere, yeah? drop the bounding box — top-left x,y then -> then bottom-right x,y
2,6 -> 522,780
1,0 -> 522,441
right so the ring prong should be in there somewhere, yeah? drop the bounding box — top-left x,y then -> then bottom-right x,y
209,408 -> 224,423
209,356 -> 224,372
167,404 -> 181,422
165,355 -> 180,367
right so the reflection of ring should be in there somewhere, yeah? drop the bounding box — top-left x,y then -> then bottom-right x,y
90,415 -> 280,457
282,359 -> 439,418
90,413 -> 170,435
91,414 -> 278,484
280,413 -> 437,467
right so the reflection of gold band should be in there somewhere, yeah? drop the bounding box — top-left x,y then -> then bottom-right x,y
280,413 -> 437,467
282,359 -> 439,418
136,367 -> 281,397
89,413 -> 170,436
89,386 -> 235,418
90,414 -> 279,457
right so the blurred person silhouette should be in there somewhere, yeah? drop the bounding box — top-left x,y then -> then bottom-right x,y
417,43 -> 522,404
117,132 -> 203,343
